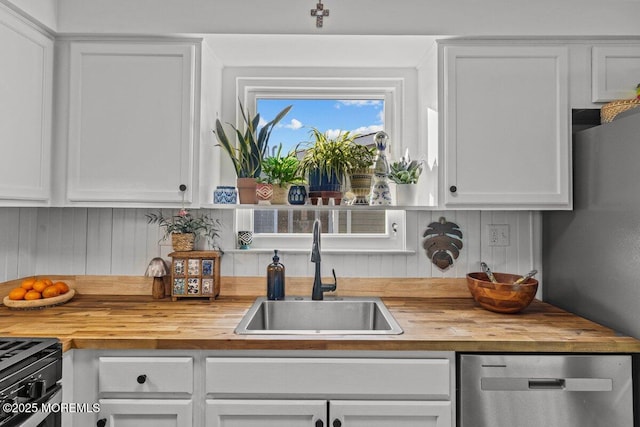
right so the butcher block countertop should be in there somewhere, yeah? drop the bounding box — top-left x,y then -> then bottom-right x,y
0,276 -> 639,353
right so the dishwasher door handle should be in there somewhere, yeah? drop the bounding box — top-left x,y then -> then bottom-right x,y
482,377 -> 613,392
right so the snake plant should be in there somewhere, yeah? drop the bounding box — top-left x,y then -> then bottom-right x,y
214,101 -> 291,178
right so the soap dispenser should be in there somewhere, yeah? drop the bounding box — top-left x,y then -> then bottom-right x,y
267,249 -> 285,300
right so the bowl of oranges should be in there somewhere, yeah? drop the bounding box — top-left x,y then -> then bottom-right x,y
4,277 -> 74,309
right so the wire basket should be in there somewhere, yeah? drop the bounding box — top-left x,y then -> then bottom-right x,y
601,98 -> 640,124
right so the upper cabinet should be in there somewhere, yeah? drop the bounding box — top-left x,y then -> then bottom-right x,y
439,42 -> 571,210
0,5 -> 53,205
65,40 -> 200,206
592,45 -> 640,102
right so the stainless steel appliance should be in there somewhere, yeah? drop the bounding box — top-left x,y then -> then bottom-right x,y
0,338 -> 62,427
459,354 -> 634,427
543,110 -> 640,339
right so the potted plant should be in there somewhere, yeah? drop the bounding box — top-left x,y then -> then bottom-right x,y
299,128 -> 359,204
261,143 -> 305,204
146,209 -> 221,251
388,148 -> 424,206
214,100 -> 291,204
346,142 -> 376,205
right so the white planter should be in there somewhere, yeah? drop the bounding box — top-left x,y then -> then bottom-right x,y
395,183 -> 418,206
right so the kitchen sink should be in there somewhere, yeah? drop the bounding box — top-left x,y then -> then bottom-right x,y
235,296 -> 403,335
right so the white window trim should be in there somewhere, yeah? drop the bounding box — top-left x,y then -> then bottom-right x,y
235,209 -> 407,252
234,76 -> 407,252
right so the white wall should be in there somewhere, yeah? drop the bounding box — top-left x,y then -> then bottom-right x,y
0,207 -> 540,285
55,0 -> 640,37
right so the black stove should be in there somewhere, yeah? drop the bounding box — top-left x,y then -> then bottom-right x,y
0,338 -> 62,426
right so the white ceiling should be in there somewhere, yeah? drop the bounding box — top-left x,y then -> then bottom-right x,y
203,34 -> 439,68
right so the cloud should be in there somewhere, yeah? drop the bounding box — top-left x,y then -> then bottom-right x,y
258,117 -> 268,128
336,100 -> 383,108
284,118 -> 303,130
324,125 -> 384,139
351,124 -> 384,135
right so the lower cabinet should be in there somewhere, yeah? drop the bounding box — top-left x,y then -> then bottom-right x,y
93,356 -> 194,427
97,399 -> 193,427
207,399 -> 451,427
69,350 -> 454,427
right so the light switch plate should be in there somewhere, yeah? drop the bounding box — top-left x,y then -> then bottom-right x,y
487,224 -> 510,246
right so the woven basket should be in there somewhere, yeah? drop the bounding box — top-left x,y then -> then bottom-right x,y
171,233 -> 195,251
601,99 -> 640,124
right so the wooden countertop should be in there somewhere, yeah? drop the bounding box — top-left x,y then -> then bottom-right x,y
1,291 -> 638,353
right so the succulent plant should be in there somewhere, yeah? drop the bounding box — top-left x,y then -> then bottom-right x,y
388,149 -> 423,184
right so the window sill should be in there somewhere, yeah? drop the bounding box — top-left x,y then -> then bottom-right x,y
224,249 -> 416,255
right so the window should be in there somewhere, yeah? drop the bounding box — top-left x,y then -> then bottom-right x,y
235,77 -> 407,252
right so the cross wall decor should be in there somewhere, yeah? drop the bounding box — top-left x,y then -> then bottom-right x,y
311,0 -> 329,28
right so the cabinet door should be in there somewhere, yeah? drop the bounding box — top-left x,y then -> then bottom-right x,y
97,399 -> 192,427
592,45 -> 640,102
441,44 -> 570,209
67,41 -> 197,205
206,399 -> 326,427
330,400 -> 451,427
0,5 -> 52,204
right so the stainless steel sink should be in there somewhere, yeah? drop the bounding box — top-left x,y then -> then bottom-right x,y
235,296 -> 403,335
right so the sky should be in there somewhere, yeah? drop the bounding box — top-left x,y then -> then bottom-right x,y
256,98 -> 384,154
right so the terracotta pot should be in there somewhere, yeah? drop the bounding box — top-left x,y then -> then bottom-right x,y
271,185 -> 289,205
236,177 -> 257,204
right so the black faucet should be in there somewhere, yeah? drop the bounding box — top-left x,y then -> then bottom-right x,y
310,218 -> 337,300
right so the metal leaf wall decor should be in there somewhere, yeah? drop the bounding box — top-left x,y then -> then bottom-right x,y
423,217 -> 463,270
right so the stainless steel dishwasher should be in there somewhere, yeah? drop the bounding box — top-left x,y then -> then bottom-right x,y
459,354 -> 634,427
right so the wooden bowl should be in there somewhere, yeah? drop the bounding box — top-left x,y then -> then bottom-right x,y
466,272 -> 538,314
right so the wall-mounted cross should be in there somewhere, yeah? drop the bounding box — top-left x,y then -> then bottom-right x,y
310,1 -> 329,28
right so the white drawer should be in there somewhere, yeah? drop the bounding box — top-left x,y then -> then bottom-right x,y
206,357 -> 450,400
99,356 -> 193,394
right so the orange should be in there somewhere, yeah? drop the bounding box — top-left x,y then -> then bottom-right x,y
32,280 -> 48,293
43,278 -> 53,287
24,290 -> 41,300
53,282 -> 69,294
21,278 -> 36,290
42,286 -> 60,299
8,287 -> 27,300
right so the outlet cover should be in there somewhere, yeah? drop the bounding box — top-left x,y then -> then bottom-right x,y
487,224 -> 510,246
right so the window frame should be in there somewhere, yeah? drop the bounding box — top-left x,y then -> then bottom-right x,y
234,76 -> 407,252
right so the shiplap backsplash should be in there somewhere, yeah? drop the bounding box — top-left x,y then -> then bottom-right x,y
0,207 -> 541,283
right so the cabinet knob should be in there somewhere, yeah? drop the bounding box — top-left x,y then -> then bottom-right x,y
333,420 -> 342,427
179,184 -> 187,192
315,420 -> 324,427
136,374 -> 147,384
449,185 -> 457,193
97,419 -> 107,427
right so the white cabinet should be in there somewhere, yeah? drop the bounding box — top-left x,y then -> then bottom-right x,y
98,399 -> 193,427
69,350 -> 454,427
205,356 -> 453,427
439,42 -> 571,209
66,40 -> 199,206
592,45 -> 640,102
95,356 -> 194,427
207,399 -> 451,427
206,399 -> 326,427
0,4 -> 53,205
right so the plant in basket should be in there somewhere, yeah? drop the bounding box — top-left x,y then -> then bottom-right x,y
146,209 -> 221,251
